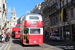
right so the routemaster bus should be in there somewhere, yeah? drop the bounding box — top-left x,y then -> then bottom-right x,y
12,24 -> 20,38
15,24 -> 20,38
20,13 -> 43,45
12,27 -> 15,37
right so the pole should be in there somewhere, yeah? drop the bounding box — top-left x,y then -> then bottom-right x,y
62,0 -> 64,39
62,25 -> 63,38
59,0 -> 61,36
70,24 -> 72,40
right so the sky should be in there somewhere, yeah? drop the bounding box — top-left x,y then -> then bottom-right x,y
6,0 -> 44,19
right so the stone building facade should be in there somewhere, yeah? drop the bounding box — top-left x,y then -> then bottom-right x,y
0,0 -> 8,29
6,8 -> 18,32
31,3 -> 41,14
41,0 -> 58,36
30,0 -> 75,40
41,0 -> 75,40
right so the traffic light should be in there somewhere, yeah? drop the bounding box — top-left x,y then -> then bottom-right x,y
59,8 -> 67,22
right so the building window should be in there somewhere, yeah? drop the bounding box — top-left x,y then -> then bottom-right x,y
14,18 -> 15,20
54,18 -> 56,25
10,23 -> 11,26
53,18 -> 55,25
50,19 -> 52,26
14,23 -> 15,25
7,21 -> 9,23
51,19 -> 53,25
71,8 -> 74,18
3,17 -> 5,20
60,17 -> 61,22
56,17 -> 58,23
51,19 -> 53,26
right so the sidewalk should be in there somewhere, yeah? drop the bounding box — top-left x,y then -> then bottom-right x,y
44,36 -> 74,42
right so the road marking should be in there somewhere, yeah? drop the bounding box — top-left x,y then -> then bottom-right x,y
11,46 -> 18,47
44,46 -> 54,50
24,47 -> 31,48
44,48 -> 53,50
18,49 -> 20,50
0,44 -> 5,49
0,44 -> 9,50
4,44 -> 9,50
58,43 -> 71,46
7,43 -> 11,50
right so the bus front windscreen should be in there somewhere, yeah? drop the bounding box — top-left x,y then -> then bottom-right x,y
29,16 -> 39,20
30,29 -> 40,34
17,25 -> 20,27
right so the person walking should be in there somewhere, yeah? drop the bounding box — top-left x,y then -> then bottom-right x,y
45,30 -> 47,37
5,28 -> 10,42
0,26 -> 2,42
1,32 -> 6,42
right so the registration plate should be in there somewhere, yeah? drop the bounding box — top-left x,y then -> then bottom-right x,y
34,41 -> 36,43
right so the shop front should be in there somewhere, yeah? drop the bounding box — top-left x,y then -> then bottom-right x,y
65,25 -> 71,40
72,24 -> 75,35
44,21 -> 50,36
59,25 -> 71,40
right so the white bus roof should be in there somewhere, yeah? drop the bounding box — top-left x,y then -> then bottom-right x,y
25,13 -> 42,17
24,13 -> 42,20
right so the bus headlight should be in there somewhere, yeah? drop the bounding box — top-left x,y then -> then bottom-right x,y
34,41 -> 37,43
16,32 -> 18,34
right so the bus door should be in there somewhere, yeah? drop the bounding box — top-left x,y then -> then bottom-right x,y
24,28 -> 29,44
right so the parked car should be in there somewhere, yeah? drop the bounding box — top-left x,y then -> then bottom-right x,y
50,33 -> 63,41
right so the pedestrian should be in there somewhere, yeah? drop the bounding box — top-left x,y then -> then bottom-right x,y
5,28 -> 10,42
45,30 -> 47,37
0,26 -> 2,35
5,33 -> 9,42
1,32 -> 6,42
45,30 -> 49,38
10,31 -> 12,37
0,26 -> 3,42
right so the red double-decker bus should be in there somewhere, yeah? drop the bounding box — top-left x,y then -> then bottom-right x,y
15,24 -> 20,38
12,24 -> 20,38
20,14 -> 43,45
12,27 -> 15,37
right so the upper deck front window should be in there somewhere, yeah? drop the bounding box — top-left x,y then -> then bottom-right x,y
17,25 -> 20,27
29,16 -> 39,20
